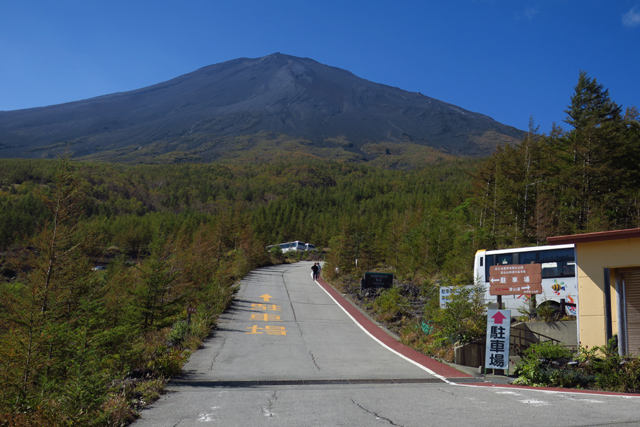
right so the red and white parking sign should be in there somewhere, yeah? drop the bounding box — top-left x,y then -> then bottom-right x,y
485,309 -> 511,370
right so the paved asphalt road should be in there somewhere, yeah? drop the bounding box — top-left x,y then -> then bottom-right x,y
133,262 -> 640,426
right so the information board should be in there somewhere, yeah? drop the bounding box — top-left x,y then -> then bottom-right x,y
361,272 -> 394,290
489,264 -> 542,295
439,287 -> 452,308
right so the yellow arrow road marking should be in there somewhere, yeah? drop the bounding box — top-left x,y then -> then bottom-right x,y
259,294 -> 273,302
251,313 -> 281,321
251,303 -> 282,311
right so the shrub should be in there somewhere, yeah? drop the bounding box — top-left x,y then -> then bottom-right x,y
524,340 -> 574,361
399,320 -> 454,362
423,281 -> 486,347
98,392 -> 136,426
167,320 -> 192,347
146,347 -> 191,378
513,341 -> 584,388
371,287 -> 409,322
576,338 -> 640,393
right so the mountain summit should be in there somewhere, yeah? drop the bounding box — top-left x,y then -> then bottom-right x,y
0,53 -> 523,164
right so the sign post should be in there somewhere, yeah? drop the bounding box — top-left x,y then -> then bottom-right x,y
187,305 -> 197,324
485,309 -> 511,375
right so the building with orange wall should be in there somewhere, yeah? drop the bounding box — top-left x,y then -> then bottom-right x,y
548,228 -> 640,356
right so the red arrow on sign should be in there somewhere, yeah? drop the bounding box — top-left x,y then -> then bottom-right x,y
491,311 -> 507,324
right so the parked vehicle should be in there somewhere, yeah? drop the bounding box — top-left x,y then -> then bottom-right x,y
266,240 -> 316,253
474,244 -> 577,316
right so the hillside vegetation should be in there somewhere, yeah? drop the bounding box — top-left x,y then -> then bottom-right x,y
0,156 -> 483,425
0,72 -> 639,424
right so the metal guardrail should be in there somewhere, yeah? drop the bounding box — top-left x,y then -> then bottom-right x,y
469,329 -> 564,355
509,326 -> 563,356
455,322 -> 576,368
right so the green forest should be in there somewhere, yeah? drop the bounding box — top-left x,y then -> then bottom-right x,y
1,72 -> 639,425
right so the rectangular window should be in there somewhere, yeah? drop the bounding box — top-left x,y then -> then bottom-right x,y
519,251 -> 537,265
539,248 -> 574,263
541,262 -> 560,278
486,253 -> 513,281
485,255 -> 494,281
495,254 -> 513,265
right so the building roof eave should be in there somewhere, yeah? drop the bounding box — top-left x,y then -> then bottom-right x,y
547,228 -> 640,245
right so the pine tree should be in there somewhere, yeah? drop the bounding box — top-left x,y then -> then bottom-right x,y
0,159 -> 104,416
559,71 -> 625,231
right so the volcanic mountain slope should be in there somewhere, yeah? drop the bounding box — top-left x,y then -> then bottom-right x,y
0,53 -> 524,164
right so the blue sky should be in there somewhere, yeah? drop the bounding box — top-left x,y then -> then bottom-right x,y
1,0 -> 639,134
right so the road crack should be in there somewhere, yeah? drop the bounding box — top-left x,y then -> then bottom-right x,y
261,390 -> 278,418
351,398 -> 404,426
309,351 -> 321,370
209,336 -> 227,370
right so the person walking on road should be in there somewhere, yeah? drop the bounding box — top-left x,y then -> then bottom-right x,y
311,263 -> 319,280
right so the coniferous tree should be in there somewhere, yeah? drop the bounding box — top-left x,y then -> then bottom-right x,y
471,72 -> 640,243
559,71 -> 625,232
130,238 -> 182,332
0,159 -> 107,418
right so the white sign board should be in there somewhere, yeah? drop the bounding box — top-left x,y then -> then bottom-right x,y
439,287 -> 452,308
439,285 -> 476,308
484,309 -> 511,370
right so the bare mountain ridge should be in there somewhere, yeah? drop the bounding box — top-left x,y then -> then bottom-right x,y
0,53 -> 524,163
